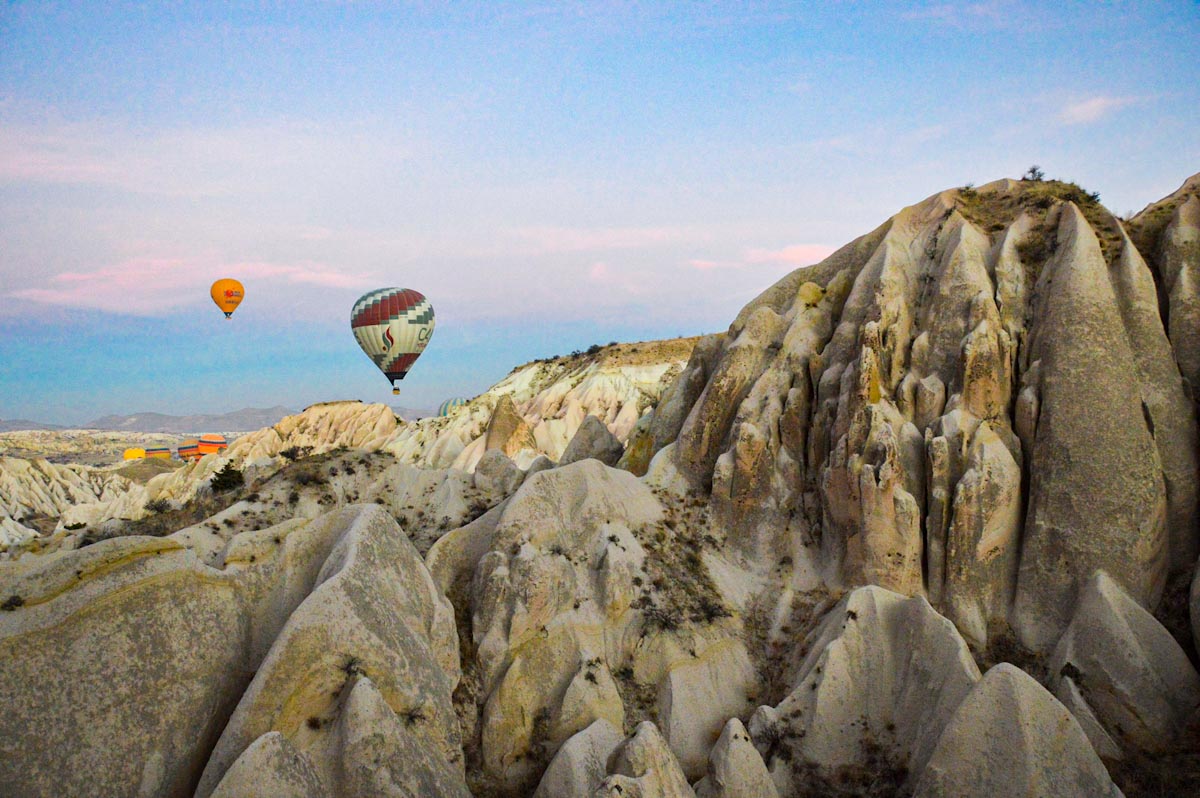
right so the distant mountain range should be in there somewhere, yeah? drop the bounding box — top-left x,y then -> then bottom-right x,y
1,404 -> 436,434
83,406 -> 296,433
0,419 -> 66,433
1,407 -> 296,434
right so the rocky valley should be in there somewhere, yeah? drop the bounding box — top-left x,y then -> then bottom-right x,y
2,174 -> 1199,797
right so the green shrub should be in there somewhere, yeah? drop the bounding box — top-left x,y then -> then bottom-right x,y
210,463 -> 244,493
144,498 -> 171,514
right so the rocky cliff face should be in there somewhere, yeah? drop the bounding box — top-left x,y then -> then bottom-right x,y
2,175 -> 1198,798
0,456 -> 137,548
658,177 -> 1198,653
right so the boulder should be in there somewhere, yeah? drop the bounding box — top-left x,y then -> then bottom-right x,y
1048,570 -> 1200,754
208,732 -> 326,798
560,414 -> 625,467
594,722 -> 697,798
913,664 -> 1122,798
693,719 -> 779,798
534,719 -> 624,798
749,586 -> 980,791
474,449 -> 525,499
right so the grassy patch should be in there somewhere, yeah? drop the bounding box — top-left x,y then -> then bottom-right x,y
955,178 -> 1123,275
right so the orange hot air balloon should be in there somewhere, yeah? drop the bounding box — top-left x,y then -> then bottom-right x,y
210,279 -> 245,319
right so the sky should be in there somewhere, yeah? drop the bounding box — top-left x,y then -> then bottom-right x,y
1,1 -> 1198,425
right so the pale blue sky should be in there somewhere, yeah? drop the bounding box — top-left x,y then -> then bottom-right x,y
2,1 -> 1198,424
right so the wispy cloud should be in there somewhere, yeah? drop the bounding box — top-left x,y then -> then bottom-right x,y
1058,95 -> 1138,125
903,1 -> 1015,29
689,243 -> 835,271
9,257 -> 373,315
507,225 -> 702,255
0,118 -> 417,197
587,261 -> 645,295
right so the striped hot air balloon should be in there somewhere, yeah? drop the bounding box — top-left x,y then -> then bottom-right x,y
178,439 -> 201,460
197,434 -> 228,456
144,447 -> 171,459
437,397 -> 469,417
351,288 -> 436,395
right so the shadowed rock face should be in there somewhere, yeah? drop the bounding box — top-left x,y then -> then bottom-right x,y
657,176 -> 1199,652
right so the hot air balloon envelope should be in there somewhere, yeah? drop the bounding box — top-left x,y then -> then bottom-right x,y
351,288 -> 435,392
438,397 -> 469,416
211,279 -> 245,319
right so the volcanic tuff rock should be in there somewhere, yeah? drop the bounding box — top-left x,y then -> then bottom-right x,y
693,718 -> 779,798
533,718 -> 625,798
912,664 -> 1123,798
0,504 -> 467,798
3,340 -> 693,544
0,455 -> 135,547
594,722 -> 697,798
1046,571 -> 1200,757
5,174 -> 1200,798
434,459 -> 753,793
655,176 -> 1199,652
748,586 -> 981,793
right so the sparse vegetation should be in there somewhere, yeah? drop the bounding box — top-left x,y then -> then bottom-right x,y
143,498 -> 171,514
293,468 -> 326,487
788,734 -> 910,798
955,173 -> 1121,274
1,595 -> 25,611
280,445 -> 313,461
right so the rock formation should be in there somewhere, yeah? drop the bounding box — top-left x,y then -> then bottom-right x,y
0,340 -> 693,552
3,174 -> 1199,798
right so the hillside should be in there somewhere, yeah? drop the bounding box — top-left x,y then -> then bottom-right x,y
1,174 -> 1198,798
0,337 -> 699,553
85,405 -> 295,433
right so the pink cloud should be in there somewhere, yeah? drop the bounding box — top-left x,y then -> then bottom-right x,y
9,257 -> 373,315
586,261 -> 644,295
689,243 -> 835,271
745,244 -> 837,265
